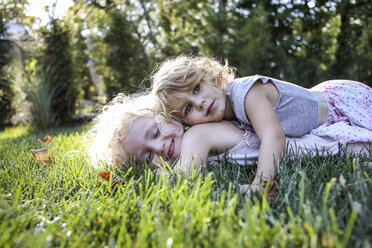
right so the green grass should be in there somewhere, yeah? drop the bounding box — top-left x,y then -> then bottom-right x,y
0,125 -> 372,248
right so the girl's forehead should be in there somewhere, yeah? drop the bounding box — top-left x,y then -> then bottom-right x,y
177,78 -> 201,92
167,93 -> 185,109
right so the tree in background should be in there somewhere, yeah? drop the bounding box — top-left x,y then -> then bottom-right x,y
3,0 -> 372,128
42,19 -> 78,125
332,0 -> 372,85
101,8 -> 150,100
0,13 -> 14,128
231,0 -> 336,87
154,0 -> 205,57
199,0 -> 234,59
356,17 -> 372,86
227,3 -> 278,78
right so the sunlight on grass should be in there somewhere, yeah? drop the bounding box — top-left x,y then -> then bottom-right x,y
0,125 -> 371,247
0,126 -> 32,139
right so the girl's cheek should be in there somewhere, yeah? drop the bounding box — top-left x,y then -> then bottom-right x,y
159,123 -> 183,136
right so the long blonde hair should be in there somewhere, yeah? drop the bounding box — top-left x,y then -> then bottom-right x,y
88,93 -> 159,168
151,55 -> 235,119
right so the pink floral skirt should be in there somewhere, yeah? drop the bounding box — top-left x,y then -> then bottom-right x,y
310,80 -> 372,143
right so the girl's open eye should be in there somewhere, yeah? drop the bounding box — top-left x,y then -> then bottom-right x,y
185,104 -> 192,115
193,84 -> 200,94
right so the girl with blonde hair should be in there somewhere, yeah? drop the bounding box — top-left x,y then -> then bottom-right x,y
151,55 -> 372,190
88,93 -> 370,194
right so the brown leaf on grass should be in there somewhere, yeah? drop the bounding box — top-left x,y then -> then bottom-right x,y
262,174 -> 280,203
37,135 -> 53,142
97,171 -> 124,188
30,148 -> 53,164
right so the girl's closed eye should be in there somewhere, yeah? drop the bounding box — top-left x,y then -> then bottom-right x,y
145,126 -> 159,164
153,126 -> 159,139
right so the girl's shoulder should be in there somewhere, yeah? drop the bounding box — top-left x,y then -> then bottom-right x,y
181,121 -> 245,158
229,75 -> 263,84
183,122 -> 228,140
183,122 -> 244,147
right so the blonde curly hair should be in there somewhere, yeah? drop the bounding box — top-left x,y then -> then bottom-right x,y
88,92 -> 165,168
151,55 -> 235,120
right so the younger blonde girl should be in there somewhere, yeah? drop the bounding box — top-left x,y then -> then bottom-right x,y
88,92 -> 370,196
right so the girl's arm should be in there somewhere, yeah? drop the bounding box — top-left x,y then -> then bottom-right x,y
174,121 -> 244,173
244,82 -> 286,190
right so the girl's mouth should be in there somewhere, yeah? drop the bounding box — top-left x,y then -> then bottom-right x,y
206,100 -> 215,116
167,138 -> 175,159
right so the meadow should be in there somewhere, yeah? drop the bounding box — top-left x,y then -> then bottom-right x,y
0,125 -> 371,248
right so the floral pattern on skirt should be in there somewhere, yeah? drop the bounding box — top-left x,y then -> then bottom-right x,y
310,80 -> 372,143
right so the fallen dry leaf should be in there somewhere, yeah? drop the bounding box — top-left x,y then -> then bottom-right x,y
97,171 -> 124,188
31,148 -> 53,164
37,135 -> 53,142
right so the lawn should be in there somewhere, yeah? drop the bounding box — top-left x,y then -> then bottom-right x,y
0,125 -> 371,247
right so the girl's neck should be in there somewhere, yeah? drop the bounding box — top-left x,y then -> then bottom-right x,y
223,96 -> 236,120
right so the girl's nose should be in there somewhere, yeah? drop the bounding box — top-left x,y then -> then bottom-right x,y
152,139 -> 165,155
196,99 -> 205,110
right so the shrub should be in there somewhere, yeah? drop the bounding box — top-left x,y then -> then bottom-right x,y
24,66 -> 57,129
0,14 -> 14,127
42,19 -> 78,124
101,9 -> 150,100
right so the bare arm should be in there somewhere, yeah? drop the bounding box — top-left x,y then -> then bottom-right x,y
244,82 -> 286,189
174,121 -> 244,173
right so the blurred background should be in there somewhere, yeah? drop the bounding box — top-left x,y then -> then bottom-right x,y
1,0 -> 371,129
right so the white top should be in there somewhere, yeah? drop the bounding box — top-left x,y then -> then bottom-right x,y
209,130 -> 344,166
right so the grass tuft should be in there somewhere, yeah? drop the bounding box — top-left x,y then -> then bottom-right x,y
1,125 -> 371,247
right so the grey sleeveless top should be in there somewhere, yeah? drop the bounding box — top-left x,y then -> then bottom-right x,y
226,75 -> 319,137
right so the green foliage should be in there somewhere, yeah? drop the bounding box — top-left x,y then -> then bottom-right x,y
3,0 -> 372,127
228,4 -> 279,78
199,2 -> 234,59
356,18 -> 372,86
66,0 -> 371,96
0,0 -> 35,29
1,126 -> 372,247
331,0 -> 372,85
71,22 -> 94,100
155,0 -> 204,56
0,14 -> 15,128
101,9 -> 150,100
23,58 -> 57,129
42,19 -> 79,125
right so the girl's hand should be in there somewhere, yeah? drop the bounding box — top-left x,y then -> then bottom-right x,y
261,174 -> 280,203
240,175 -> 280,202
239,184 -> 252,197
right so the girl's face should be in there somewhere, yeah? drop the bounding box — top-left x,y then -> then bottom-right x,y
167,81 -> 226,125
121,117 -> 184,168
